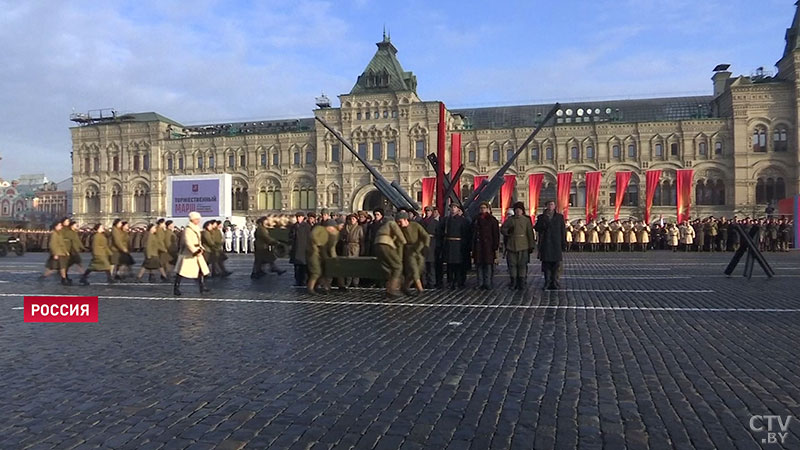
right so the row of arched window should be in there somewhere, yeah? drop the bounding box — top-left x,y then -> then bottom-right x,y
753,126 -> 789,152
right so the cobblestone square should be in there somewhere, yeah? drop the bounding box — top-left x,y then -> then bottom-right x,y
1,251 -> 799,449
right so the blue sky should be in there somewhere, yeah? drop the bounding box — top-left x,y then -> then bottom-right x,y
0,0 -> 794,182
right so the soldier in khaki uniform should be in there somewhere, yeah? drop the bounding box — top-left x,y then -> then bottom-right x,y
598,219 -> 611,252
574,219 -> 586,252
79,224 -> 114,285
307,219 -> 339,295
64,219 -> 86,275
374,216 -> 407,298
501,202 -> 536,290
635,220 -> 651,251
343,214 -> 364,288
42,221 -> 70,285
587,219 -> 599,252
397,211 -> 430,296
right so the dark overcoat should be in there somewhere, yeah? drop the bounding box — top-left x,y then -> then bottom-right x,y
534,212 -> 566,262
289,221 -> 311,265
472,213 -> 500,265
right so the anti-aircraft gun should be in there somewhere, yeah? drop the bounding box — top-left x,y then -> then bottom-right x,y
315,117 -> 420,213
459,103 -> 560,219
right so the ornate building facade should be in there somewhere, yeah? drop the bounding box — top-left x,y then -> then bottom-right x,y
71,10 -> 800,225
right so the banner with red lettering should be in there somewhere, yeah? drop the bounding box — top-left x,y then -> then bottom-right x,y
451,133 -> 462,199
645,169 -> 662,224
421,177 -> 436,209
528,173 -> 543,222
614,171 -> 632,220
585,171 -> 602,221
557,172 -> 573,219
676,169 -> 694,223
500,175 -> 516,223
436,102 -> 446,212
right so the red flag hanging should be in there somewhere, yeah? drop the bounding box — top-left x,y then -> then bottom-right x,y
557,172 -> 573,220
421,177 -> 436,209
473,175 -> 488,191
450,133 -> 462,199
500,175 -> 516,223
436,102 -> 447,213
614,171 -> 632,220
584,171 -> 602,222
644,169 -> 662,224
528,173 -> 544,223
676,169 -> 694,224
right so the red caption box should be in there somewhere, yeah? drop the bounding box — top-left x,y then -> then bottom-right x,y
24,296 -> 99,323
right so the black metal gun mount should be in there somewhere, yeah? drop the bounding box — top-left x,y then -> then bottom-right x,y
315,116 -> 420,212
723,223 -> 775,279
463,103 -> 560,219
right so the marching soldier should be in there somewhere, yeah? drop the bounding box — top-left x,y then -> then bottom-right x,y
166,220 -> 179,267
718,217 -> 729,251
42,220 -> 70,285
535,201 -> 567,290
64,219 -> 86,275
173,211 -> 212,296
79,224 -> 114,285
137,224 -> 168,282
307,219 -> 339,295
501,202 -> 535,290
398,211 -> 430,295
472,202 -> 500,290
374,214 -> 407,298
420,206 -> 440,288
290,212 -> 311,286
252,216 -> 285,279
599,218 -> 611,252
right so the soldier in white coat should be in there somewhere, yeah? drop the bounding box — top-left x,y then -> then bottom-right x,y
224,227 -> 233,252
238,226 -> 247,254
231,226 -> 239,253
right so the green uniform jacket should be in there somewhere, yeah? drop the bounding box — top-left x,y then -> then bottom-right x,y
402,221 -> 430,279
307,226 -> 338,277
501,215 -> 536,252
201,230 -> 217,256
63,228 -> 84,253
111,227 -> 128,253
145,233 -> 161,259
49,230 -> 69,257
88,233 -> 113,271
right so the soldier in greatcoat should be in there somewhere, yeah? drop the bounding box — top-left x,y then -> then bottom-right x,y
374,215 -> 407,298
307,219 -> 339,295
420,206 -> 440,288
398,211 -> 430,295
79,224 -> 114,285
473,202 -> 500,290
501,201 -> 536,290
252,216 -> 284,279
290,212 -> 311,286
343,214 -> 364,288
440,203 -> 470,289
42,220 -> 70,285
534,201 -> 567,290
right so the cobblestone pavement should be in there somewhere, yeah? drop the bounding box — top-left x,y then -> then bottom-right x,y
1,250 -> 799,449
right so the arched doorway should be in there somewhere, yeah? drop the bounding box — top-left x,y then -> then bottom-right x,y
363,190 -> 391,212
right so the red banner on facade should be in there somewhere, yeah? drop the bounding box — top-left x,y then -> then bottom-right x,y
474,175 -> 488,192
676,169 -> 694,223
421,177 -> 436,209
614,171 -> 632,220
436,103 -> 447,213
585,171 -> 602,221
528,173 -> 544,222
645,169 -> 662,224
500,174 -> 516,223
450,133 -> 461,199
557,172 -> 573,219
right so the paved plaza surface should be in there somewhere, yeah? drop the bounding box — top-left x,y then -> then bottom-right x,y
1,251 -> 799,449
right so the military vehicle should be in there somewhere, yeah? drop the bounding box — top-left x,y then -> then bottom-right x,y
0,234 -> 25,257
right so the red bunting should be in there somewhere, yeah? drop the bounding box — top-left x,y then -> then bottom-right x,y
614,171 -> 632,220
557,172 -> 573,220
676,169 -> 694,223
500,175 -> 516,223
645,169 -> 662,224
421,177 -> 436,209
584,171 -> 602,221
528,173 -> 544,223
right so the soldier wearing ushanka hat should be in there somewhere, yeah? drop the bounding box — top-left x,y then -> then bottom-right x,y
501,201 -> 536,290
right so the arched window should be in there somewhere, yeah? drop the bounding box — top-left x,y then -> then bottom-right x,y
627,144 -> 637,158
714,142 -> 723,156
570,146 -> 579,161
753,126 -> 767,152
258,186 -> 281,210
612,145 -> 620,159
133,185 -> 150,213
468,149 -> 476,163
531,146 -> 539,161
228,154 -> 235,168
111,185 -> 122,214
292,184 -> 316,210
240,154 -> 246,167
545,147 -> 554,161
330,145 -> 340,163
506,147 -> 514,162
208,155 -> 215,168
713,180 -> 725,205
653,181 -> 662,206
756,178 -> 766,204
626,181 -> 639,206
755,176 -> 787,203
586,146 -> 594,160
293,151 -> 301,165
85,187 -> 100,214
696,181 -> 706,205
305,150 -> 314,164
654,143 -> 663,157
492,148 -> 500,163
261,152 -> 267,167
774,128 -> 788,152
233,186 -> 248,211
698,142 -> 707,156
776,177 -> 786,200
